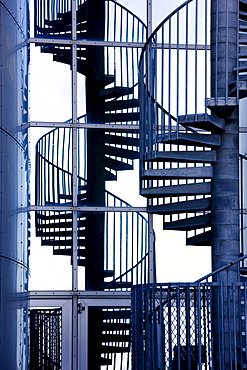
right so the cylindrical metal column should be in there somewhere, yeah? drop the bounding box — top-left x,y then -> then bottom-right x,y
210,1 -> 240,368
211,0 -> 240,282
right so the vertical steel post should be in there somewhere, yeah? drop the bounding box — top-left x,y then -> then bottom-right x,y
71,0 -> 78,369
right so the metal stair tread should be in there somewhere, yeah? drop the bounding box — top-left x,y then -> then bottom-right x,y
142,166 -> 213,179
98,86 -> 134,100
53,248 -> 86,256
102,310 -> 131,319
186,230 -> 212,246
105,145 -> 139,159
105,133 -> 139,147
105,99 -> 139,111
105,157 -> 133,171
102,281 -> 132,289
36,219 -> 86,229
141,182 -> 211,197
105,112 -> 140,123
158,132 -> 221,148
178,113 -> 225,132
147,198 -> 211,215
163,214 -> 211,231
240,267 -> 247,275
101,334 -> 131,342
101,322 -> 131,331
145,150 -> 216,163
105,169 -> 117,181
41,239 -> 85,247
100,345 -> 130,354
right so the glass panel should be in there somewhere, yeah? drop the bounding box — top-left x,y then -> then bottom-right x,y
29,43 -> 72,122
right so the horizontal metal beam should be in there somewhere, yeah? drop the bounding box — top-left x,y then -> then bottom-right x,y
28,38 -> 209,50
23,121 -> 247,133
24,122 -> 140,131
29,290 -> 131,299
29,205 -> 147,213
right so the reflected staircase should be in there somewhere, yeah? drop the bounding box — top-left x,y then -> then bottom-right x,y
34,0 -> 146,368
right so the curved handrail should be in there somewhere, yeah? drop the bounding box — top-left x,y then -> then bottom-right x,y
35,126 -> 150,288
139,0 -> 211,156
139,0 -> 192,60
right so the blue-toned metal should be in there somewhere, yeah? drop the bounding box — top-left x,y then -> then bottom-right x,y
132,281 -> 247,370
35,125 -> 150,288
0,1 -> 30,369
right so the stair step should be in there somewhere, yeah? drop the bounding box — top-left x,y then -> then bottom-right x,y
105,112 -> 140,123
53,247 -> 86,256
37,20 -> 87,34
39,229 -> 85,238
101,322 -> 131,331
158,132 -> 221,148
142,166 -> 213,180
178,113 -> 225,133
53,54 -> 90,75
41,239 -> 85,247
59,193 -> 87,201
105,169 -> 117,181
105,134 -> 139,147
105,157 -> 133,171
98,270 -> 115,278
239,34 -> 247,46
164,214 -> 211,231
240,267 -> 247,276
99,87 -> 134,100
186,230 -> 212,246
141,182 -> 211,197
41,45 -> 87,60
57,3 -> 86,22
147,198 -> 211,215
36,219 -> 86,230
236,62 -> 247,73
87,75 -> 113,90
77,258 -> 86,266
229,81 -> 247,99
105,99 -> 139,111
105,145 -> 139,159
101,334 -> 131,342
145,150 -> 216,163
102,281 -> 132,289
101,345 -> 130,354
100,358 -> 112,366
36,212 -> 73,221
102,310 -> 131,320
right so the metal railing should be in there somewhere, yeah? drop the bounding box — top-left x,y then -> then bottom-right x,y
139,0 -> 211,156
132,281 -> 247,370
35,125 -> 150,288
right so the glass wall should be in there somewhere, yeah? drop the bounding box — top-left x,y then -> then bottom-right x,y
0,1 -> 29,369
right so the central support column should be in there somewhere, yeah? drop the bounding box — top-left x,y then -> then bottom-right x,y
211,0 -> 240,282
210,1 -> 240,368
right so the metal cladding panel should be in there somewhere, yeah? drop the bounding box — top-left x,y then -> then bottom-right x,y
0,1 -> 29,369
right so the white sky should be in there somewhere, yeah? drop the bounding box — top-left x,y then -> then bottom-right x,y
28,0 -> 211,291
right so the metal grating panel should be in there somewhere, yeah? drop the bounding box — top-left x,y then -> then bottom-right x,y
29,308 -> 62,370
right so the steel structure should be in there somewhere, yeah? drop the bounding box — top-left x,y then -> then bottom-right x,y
2,0 -> 247,369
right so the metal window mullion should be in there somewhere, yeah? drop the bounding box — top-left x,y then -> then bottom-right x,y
195,0 -> 198,117
71,2 -> 78,370
185,3 -> 189,119
205,0 -> 208,114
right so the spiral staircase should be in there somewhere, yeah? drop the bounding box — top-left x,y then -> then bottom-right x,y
136,0 -> 247,368
139,0 -> 246,250
34,0 -> 147,368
